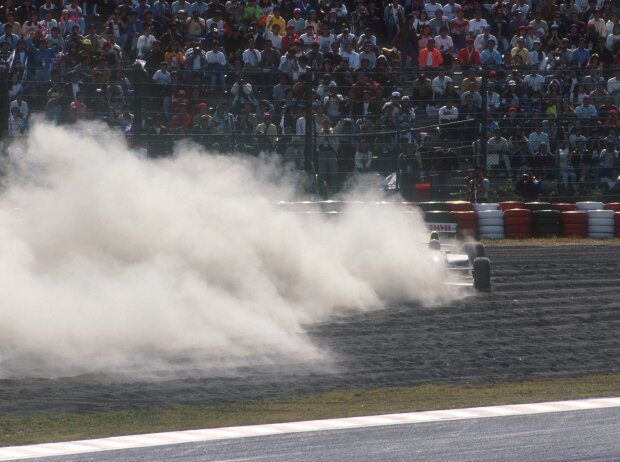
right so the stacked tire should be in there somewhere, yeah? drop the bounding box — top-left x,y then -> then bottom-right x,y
477,208 -> 505,239
503,209 -> 532,238
531,210 -> 561,237
446,201 -> 473,212
560,211 -> 588,238
524,202 -> 552,212
576,201 -> 604,211
603,203 -> 620,212
587,209 -> 615,239
552,203 -> 577,212
451,211 -> 477,239
605,204 -> 620,238
417,201 -> 450,212
499,201 -> 525,212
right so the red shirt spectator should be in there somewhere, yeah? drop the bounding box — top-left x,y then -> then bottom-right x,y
456,38 -> 481,67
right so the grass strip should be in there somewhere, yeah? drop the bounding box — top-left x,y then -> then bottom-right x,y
2,373 -> 620,447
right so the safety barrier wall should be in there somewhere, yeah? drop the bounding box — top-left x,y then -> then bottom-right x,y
415,200 -> 620,240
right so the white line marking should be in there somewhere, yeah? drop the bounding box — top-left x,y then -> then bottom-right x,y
1,396 -> 619,461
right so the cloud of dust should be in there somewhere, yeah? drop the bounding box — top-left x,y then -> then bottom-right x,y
0,123 -> 460,378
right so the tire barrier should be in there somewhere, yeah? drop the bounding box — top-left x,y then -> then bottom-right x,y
523,202 -> 552,212
451,211 -> 477,239
498,201 -> 525,212
473,203 -> 500,212
587,209 -> 615,239
603,203 -> 620,212
551,203 -> 577,212
417,201 -> 450,212
477,209 -> 505,239
576,201 -> 604,211
446,201 -> 473,212
503,208 -> 533,238
424,210 -> 454,222
560,211 -> 588,238
531,210 -> 561,237
411,201 -> 619,239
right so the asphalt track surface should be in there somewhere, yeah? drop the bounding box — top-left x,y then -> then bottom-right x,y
2,244 -> 620,415
18,407 -> 620,462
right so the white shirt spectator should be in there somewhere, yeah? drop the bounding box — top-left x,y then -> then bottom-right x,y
318,34 -> 335,54
205,18 -> 224,32
474,33 -> 497,52
431,74 -> 453,96
299,32 -> 316,46
341,50 -> 360,70
528,130 -> 550,154
487,91 -> 501,110
136,33 -> 155,59
8,111 -> 26,136
354,150 -> 373,171
438,104 -> 459,122
152,68 -> 171,84
424,1 -> 443,18
524,73 -> 545,92
468,18 -> 488,36
434,34 -> 453,53
264,30 -> 282,49
529,49 -> 547,72
10,99 -> 29,119
608,75 -> 620,102
206,49 -> 227,66
242,48 -> 262,67
606,32 -> 619,51
442,1 -> 462,20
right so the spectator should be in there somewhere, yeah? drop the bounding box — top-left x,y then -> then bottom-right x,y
205,41 -> 227,92
418,38 -> 443,69
10,91 -> 29,120
354,138 -> 373,172
455,37 -> 480,68
8,106 -> 27,136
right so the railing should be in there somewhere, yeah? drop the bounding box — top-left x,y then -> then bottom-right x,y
1,63 -> 619,201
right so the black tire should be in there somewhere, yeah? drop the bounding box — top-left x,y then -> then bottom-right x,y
475,242 -> 485,258
473,257 -> 491,291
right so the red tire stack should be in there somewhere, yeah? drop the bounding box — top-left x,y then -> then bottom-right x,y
605,204 -> 620,238
560,211 -> 588,237
603,203 -> 620,212
503,208 -> 532,238
552,203 -> 577,212
451,211 -> 477,239
499,201 -> 525,212
446,201 -> 473,212
447,202 -> 476,238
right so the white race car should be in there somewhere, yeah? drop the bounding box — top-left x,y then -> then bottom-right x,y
428,231 -> 491,291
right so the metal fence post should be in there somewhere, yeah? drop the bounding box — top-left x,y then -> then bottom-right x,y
132,66 -> 143,149
303,74 -> 313,174
479,68 -> 488,173
0,64 -> 9,140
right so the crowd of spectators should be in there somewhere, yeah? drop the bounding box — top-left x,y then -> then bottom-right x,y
1,0 -> 619,194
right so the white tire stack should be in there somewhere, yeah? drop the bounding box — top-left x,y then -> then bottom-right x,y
576,201 -> 604,211
587,209 -> 615,238
473,203 -> 500,212
477,207 -> 505,239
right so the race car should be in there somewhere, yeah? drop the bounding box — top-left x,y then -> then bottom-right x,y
428,231 -> 491,291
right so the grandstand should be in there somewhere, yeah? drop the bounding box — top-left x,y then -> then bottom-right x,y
0,0 -> 619,201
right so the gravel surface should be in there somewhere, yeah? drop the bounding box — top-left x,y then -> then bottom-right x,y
2,244 -> 620,416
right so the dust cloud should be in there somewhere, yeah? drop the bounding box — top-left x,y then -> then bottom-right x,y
0,123 -> 459,378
